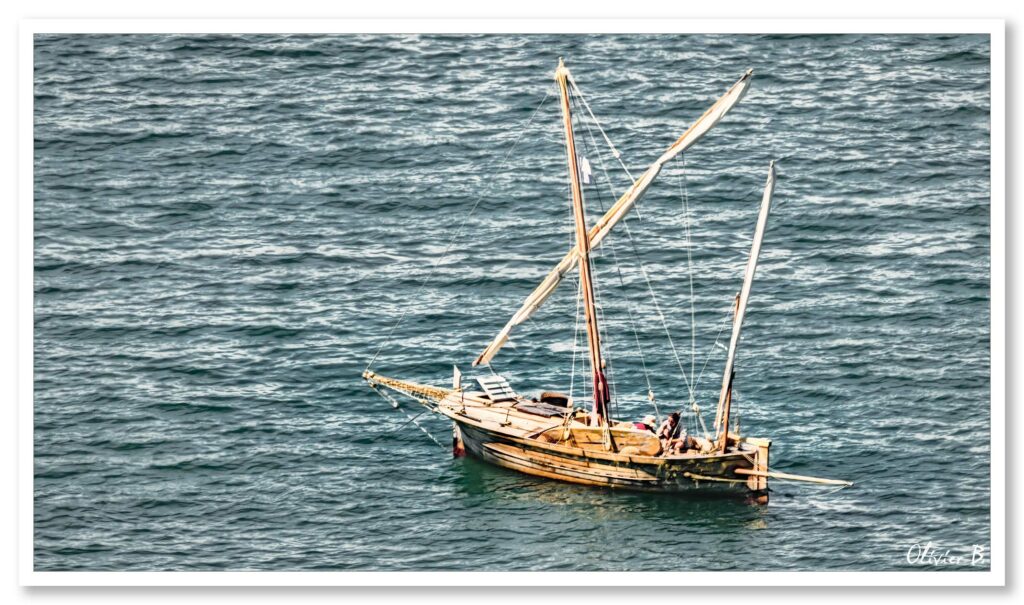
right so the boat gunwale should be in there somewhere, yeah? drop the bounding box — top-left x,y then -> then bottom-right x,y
438,404 -> 757,467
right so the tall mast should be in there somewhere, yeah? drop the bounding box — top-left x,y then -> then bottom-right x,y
555,58 -> 609,425
715,161 -> 776,452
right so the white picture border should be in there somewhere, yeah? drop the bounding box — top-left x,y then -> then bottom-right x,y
17,17 -> 1005,587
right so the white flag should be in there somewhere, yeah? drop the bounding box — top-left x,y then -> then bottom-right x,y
580,156 -> 593,185
453,365 -> 462,390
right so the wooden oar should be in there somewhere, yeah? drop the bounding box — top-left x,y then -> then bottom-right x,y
734,468 -> 853,487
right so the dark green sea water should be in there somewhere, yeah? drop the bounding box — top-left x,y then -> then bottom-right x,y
33,33 -> 991,571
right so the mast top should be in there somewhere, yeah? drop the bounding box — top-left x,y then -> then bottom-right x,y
555,57 -> 569,79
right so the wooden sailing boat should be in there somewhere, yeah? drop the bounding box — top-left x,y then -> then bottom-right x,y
364,59 -> 849,503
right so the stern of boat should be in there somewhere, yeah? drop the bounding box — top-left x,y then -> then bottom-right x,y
740,436 -> 771,504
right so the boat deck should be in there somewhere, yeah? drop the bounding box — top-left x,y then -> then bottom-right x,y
437,390 -> 744,461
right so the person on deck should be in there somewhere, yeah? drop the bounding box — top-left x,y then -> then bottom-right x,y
656,412 -> 681,441
633,415 -> 657,433
667,432 -> 703,454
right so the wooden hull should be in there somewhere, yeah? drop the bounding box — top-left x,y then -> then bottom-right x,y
454,418 -> 767,500
361,371 -> 772,503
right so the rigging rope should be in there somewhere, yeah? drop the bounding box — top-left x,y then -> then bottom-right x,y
571,90 -> 654,423
557,88 -> 619,420
562,109 -> 584,406
618,212 -> 694,396
674,154 -> 710,439
694,308 -> 732,390
567,74 -> 635,182
589,243 -> 619,417
568,274 -> 583,401
572,95 -> 621,416
568,84 -> 740,442
572,90 -> 740,443
680,155 -> 697,400
364,85 -> 554,372
572,92 -> 693,416
561,116 -> 594,414
368,384 -> 446,449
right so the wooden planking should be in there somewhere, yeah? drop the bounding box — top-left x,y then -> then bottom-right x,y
482,442 -> 660,487
459,422 -> 759,493
483,442 -> 651,479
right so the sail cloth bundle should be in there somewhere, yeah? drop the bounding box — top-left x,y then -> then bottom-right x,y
473,69 -> 754,367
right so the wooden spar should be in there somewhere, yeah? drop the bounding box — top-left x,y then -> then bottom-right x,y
715,372 -> 734,452
473,69 -> 754,367
555,59 -> 609,425
362,370 -> 454,403
714,293 -> 740,435
734,468 -> 853,487
715,161 -> 776,452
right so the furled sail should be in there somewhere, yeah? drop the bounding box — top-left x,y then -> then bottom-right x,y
473,69 -> 754,367
714,161 -> 776,444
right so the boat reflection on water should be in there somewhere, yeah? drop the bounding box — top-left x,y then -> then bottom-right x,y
453,455 -> 771,522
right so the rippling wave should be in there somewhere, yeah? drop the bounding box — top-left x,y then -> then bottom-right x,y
34,33 -> 990,571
